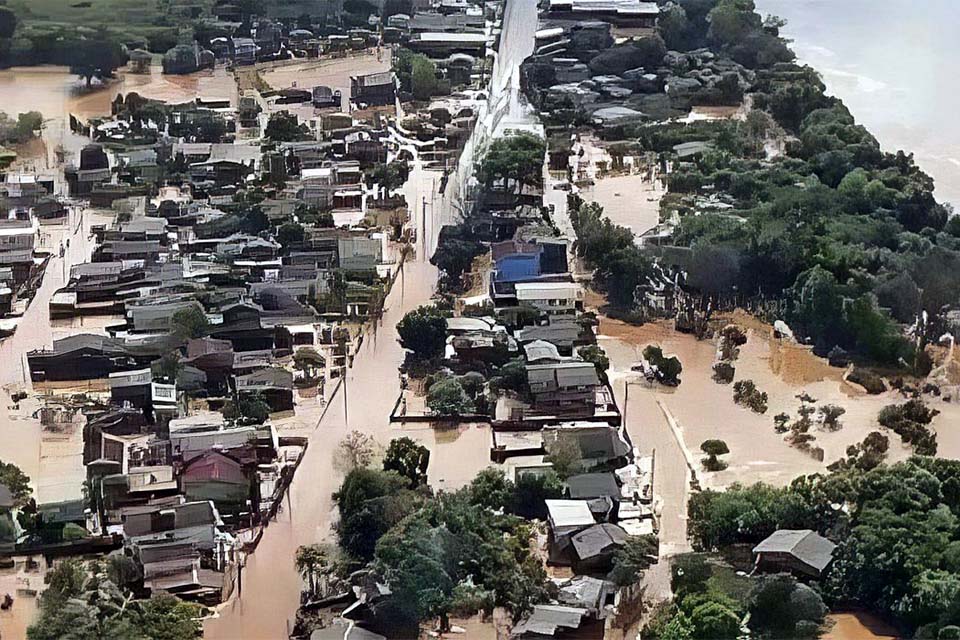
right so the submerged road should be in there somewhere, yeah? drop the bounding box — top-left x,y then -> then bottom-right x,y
204,165 -> 442,639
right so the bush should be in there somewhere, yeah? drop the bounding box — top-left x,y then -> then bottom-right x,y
608,535 -> 659,586
878,399 -> 939,455
732,379 -> 768,413
700,440 -> 730,472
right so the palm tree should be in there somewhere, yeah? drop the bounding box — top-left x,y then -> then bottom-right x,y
295,544 -> 329,597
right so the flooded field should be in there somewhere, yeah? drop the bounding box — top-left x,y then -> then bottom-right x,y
0,65 -> 237,168
0,65 -> 237,121
603,315 -> 960,495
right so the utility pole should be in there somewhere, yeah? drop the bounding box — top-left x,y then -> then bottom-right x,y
421,195 -> 427,258
342,363 -> 349,428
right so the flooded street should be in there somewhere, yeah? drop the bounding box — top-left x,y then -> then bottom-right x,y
204,163 -> 449,639
0,209 -> 115,503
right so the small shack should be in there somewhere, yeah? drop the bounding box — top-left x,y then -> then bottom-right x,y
752,529 -> 837,578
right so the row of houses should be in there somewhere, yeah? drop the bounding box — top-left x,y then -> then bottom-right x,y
11,49 -> 409,607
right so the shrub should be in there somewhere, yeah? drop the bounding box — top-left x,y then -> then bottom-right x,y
733,379 -> 768,413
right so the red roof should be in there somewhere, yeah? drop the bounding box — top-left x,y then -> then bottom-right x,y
181,450 -> 247,484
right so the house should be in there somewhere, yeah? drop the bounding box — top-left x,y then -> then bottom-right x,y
407,32 -> 487,56
570,523 -> 629,573
753,529 -> 837,578
168,410 -> 260,454
523,340 -> 563,364
180,450 -> 255,522
0,218 -> 37,283
235,367 -> 294,412
350,72 -> 397,107
545,499 -> 596,564
338,236 -> 382,273
109,367 -> 154,409
543,424 -> 631,470
565,473 -> 620,502
312,85 -> 342,110
511,605 -> 595,639
122,500 -> 221,551
27,334 -> 143,382
515,317 -> 585,356
515,282 -> 582,316
526,362 -> 599,417
232,38 -> 258,65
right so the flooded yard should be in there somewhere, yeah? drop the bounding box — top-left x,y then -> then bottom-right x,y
259,51 -> 390,114
581,174 -> 665,239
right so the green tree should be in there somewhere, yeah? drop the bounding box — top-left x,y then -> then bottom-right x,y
411,54 -> 438,101
749,574 -> 826,638
138,595 -> 203,639
277,222 -> 305,248
578,345 -> 610,376
700,440 -> 730,472
430,237 -> 486,288
0,7 -> 17,39
477,133 -> 546,194
427,377 -> 475,416
222,394 -> 272,424
608,535 -> 659,586
396,305 -> 447,359
295,544 -> 330,596
333,468 -> 421,561
265,111 -> 311,142
468,467 -> 514,511
544,435 -> 583,479
688,600 -> 740,639
70,32 -> 128,87
383,437 -> 430,488
170,306 -> 209,340
644,345 -> 683,385
0,460 -> 32,507
511,471 -> 563,519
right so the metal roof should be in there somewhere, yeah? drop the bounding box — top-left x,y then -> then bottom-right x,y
753,529 -> 837,572
545,499 -> 596,529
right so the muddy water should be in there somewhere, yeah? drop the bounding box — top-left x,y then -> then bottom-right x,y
581,175 -> 665,239
822,611 -> 898,640
203,165 -> 446,639
601,316 -> 960,493
0,65 -> 237,120
260,52 -> 390,113
0,65 -> 237,166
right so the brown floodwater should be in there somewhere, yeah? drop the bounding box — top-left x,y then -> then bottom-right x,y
581,174 -> 665,239
0,65 -> 237,167
204,165 -> 452,639
601,314 -> 960,499
822,611 -> 899,640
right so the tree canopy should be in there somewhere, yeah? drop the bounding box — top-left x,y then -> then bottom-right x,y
396,305 -> 447,360
477,133 -> 546,194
